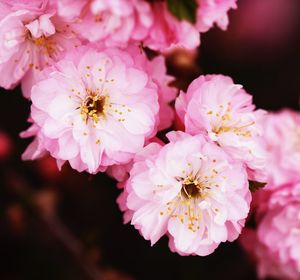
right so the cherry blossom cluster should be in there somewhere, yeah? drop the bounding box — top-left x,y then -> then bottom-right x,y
0,0 -> 237,96
241,110 -> 300,280
2,0 -> 297,265
115,74 -> 267,256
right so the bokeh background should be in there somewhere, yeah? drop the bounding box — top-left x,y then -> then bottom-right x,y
1,0 -> 300,279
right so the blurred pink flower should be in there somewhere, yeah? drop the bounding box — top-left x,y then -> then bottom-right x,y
143,2 -> 200,52
234,0 -> 298,50
0,130 -> 12,160
0,0 -> 81,97
51,0 -> 238,52
196,0 -> 237,32
22,47 -> 159,174
241,181 -> 300,280
119,131 -> 251,256
144,0 -> 237,52
260,109 -> 300,186
176,74 -> 267,182
55,0 -> 153,47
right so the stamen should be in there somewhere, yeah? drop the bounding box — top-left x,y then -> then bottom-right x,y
80,94 -> 108,124
27,30 -> 57,57
164,171 -> 214,232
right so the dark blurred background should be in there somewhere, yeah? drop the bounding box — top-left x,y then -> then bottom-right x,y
1,0 -> 300,279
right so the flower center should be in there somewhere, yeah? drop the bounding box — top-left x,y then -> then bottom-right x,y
174,176 -> 206,232
94,14 -> 102,22
181,180 -> 202,199
27,31 -> 57,57
33,36 -> 47,46
80,95 -> 107,123
207,104 -> 253,138
160,172 -> 216,232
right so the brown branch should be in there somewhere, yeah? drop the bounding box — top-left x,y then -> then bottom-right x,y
6,171 -> 103,280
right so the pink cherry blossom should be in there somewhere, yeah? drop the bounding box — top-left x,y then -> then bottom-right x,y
241,181 -> 300,280
54,0 -> 153,47
143,0 -> 237,51
260,109 -> 300,186
176,74 -> 267,182
0,0 -> 81,97
143,2 -> 200,52
196,0 -> 237,32
22,47 -> 159,174
119,131 -> 251,256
